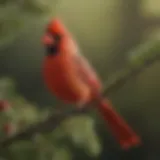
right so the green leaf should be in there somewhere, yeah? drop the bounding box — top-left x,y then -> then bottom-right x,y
61,115 -> 101,157
8,141 -> 37,160
52,147 -> 72,160
128,40 -> 160,69
0,77 -> 16,99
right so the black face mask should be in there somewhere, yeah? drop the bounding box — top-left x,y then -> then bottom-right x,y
45,33 -> 62,56
46,45 -> 59,55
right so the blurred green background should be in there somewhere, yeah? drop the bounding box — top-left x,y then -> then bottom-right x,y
0,0 -> 160,160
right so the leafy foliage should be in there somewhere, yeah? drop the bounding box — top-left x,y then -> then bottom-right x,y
0,0 -> 56,48
0,77 -> 101,160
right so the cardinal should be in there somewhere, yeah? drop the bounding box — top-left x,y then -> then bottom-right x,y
42,18 -> 141,149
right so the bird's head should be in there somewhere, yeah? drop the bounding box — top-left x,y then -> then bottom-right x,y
42,18 -> 66,56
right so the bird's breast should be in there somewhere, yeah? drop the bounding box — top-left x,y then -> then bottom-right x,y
42,56 -> 91,103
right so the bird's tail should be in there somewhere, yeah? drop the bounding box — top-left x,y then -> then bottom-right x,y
96,98 -> 141,149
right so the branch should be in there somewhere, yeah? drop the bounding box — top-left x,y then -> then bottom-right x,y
103,40 -> 160,95
0,40 -> 160,148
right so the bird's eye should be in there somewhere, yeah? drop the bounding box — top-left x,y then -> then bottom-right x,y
53,33 -> 61,42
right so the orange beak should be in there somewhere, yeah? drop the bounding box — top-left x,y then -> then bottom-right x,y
42,34 -> 54,45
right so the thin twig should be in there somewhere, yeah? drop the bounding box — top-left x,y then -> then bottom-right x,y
0,40 -> 159,148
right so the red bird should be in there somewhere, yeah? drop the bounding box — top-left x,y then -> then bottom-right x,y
42,18 -> 141,149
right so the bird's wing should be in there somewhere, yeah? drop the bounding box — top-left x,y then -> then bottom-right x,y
72,53 -> 102,91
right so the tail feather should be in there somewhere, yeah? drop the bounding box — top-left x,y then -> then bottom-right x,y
97,99 -> 141,149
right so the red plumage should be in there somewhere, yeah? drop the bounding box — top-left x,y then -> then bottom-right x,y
42,18 -> 141,149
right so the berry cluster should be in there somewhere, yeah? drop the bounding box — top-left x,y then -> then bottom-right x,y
0,100 -> 10,112
0,100 -> 15,136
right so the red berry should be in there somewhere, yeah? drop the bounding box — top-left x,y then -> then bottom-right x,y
0,100 -> 10,112
3,123 -> 15,136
